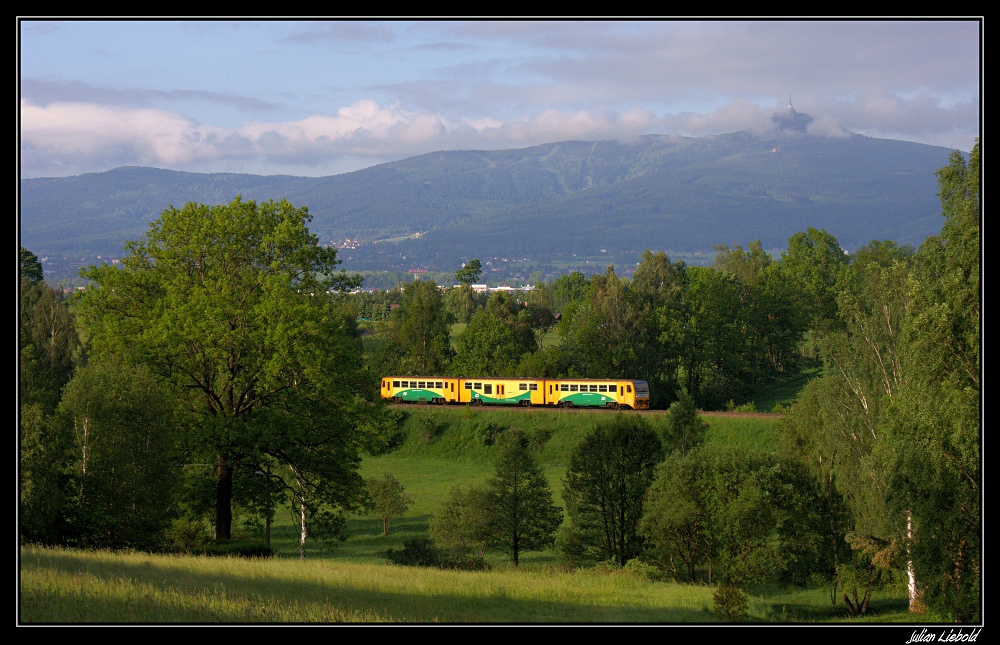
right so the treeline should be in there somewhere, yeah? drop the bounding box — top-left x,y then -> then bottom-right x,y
367,231 -> 854,411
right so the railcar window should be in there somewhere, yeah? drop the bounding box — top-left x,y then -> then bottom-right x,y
417,381 -> 425,388
401,381 -> 409,387
570,384 -> 578,392
609,385 -> 617,393
484,384 -> 492,394
627,385 -> 632,393
393,380 -> 399,387
519,383 -> 528,391
599,385 -> 607,392
561,384 -> 569,392
474,383 -> 482,390
589,385 -> 598,392
464,383 -> 472,389
436,382 -> 443,388
529,384 -> 537,391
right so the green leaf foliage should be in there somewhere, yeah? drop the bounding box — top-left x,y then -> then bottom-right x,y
389,279 -> 454,374
429,484 -> 494,560
562,415 -> 663,566
58,360 -> 179,549
364,473 -> 414,536
485,428 -> 563,566
21,246 -> 44,284
642,445 -> 829,587
455,258 -> 483,285
77,196 -> 369,541
889,140 -> 980,622
661,390 -> 708,457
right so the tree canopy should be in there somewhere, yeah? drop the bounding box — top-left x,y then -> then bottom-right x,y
391,280 -> 454,375
364,473 -> 414,536
485,428 -> 563,566
455,258 -> 483,285
79,196 -> 368,541
562,415 -> 663,566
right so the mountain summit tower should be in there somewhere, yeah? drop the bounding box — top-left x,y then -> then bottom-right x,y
772,97 -> 814,132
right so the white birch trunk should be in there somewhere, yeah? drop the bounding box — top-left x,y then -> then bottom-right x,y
907,511 -> 921,612
299,490 -> 307,560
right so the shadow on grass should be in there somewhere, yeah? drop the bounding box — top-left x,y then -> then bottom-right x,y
22,547 -> 717,623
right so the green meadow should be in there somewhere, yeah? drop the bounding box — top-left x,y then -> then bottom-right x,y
20,409 -> 926,624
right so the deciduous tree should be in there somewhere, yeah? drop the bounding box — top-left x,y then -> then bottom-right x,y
778,227 -> 849,333
430,484 -> 493,559
79,196 -> 367,540
562,415 -> 663,566
364,473 -> 414,535
891,140 -> 980,622
394,279 -> 454,374
642,445 -> 826,587
455,258 -> 483,285
58,360 -> 178,549
661,390 -> 708,457
20,249 -> 80,545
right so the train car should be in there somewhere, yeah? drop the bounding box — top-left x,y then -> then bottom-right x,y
542,379 -> 650,409
381,376 -> 461,404
457,377 -> 546,406
381,375 -> 650,409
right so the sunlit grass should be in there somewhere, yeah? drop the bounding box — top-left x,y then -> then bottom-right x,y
20,545 -> 718,623
704,416 -> 780,452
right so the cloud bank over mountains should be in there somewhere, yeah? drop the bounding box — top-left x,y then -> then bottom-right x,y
19,20 -> 980,178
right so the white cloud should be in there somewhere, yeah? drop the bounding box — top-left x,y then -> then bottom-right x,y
20,87 -> 977,178
20,98 -> 672,176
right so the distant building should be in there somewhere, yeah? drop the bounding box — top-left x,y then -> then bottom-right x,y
469,284 -> 534,294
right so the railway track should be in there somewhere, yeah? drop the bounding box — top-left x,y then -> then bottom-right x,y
386,402 -> 783,419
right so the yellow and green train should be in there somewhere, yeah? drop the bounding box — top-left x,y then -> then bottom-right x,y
380,376 -> 650,410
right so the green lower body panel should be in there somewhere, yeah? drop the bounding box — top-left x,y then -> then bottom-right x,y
469,391 -> 532,405
396,388 -> 444,402
558,393 -> 618,407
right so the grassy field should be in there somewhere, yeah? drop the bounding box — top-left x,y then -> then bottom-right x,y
20,545 -> 922,624
20,408 -> 928,624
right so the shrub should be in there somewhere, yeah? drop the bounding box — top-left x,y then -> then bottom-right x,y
386,538 -> 440,567
725,400 -> 758,413
623,558 -> 665,582
713,585 -> 749,622
164,517 -> 209,551
439,552 -> 491,571
198,540 -> 274,558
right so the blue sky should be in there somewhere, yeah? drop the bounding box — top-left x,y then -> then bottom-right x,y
19,19 -> 981,178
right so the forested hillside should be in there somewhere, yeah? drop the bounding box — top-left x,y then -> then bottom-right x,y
21,130 -> 955,275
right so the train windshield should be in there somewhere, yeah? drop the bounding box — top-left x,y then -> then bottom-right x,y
633,381 -> 649,397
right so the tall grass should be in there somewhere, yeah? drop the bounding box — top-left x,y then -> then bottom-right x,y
20,545 -> 718,623
20,545 -> 925,623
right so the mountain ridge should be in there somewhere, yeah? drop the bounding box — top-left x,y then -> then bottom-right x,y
20,129 -> 957,275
